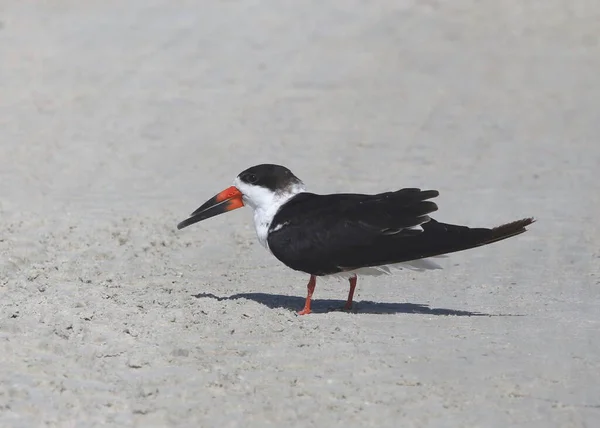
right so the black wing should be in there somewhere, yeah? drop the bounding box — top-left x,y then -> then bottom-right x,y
266,189 -> 437,275
266,190 -> 534,276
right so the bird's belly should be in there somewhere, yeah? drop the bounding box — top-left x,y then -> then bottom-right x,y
327,257 -> 444,279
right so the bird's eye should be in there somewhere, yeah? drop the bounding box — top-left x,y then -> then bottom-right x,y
245,174 -> 258,183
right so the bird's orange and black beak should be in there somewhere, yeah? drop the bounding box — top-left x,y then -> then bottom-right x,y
177,186 -> 244,230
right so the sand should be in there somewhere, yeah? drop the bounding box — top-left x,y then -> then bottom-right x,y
1,1 -> 599,426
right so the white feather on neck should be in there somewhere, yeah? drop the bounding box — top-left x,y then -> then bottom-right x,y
233,177 -> 306,251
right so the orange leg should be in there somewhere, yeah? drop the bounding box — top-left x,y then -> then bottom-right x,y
344,275 -> 357,310
297,275 -> 316,315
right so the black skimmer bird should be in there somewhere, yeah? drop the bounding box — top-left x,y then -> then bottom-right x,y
177,164 -> 534,315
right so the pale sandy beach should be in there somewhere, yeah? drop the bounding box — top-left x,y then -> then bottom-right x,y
1,1 -> 599,427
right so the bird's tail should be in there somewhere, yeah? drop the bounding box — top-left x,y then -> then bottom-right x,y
416,217 -> 536,259
483,217 -> 536,246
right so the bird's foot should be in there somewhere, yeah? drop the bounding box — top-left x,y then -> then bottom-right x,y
297,275 -> 316,315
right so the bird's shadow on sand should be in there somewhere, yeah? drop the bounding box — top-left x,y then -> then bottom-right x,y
192,292 -> 521,316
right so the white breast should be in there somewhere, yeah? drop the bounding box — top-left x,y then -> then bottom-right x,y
253,206 -> 278,250
233,177 -> 306,252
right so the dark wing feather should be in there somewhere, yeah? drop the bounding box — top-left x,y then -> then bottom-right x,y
267,189 -> 439,275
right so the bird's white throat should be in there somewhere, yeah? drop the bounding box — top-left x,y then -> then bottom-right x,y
233,177 -> 306,250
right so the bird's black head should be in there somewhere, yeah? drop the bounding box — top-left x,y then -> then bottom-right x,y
236,164 -> 303,193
